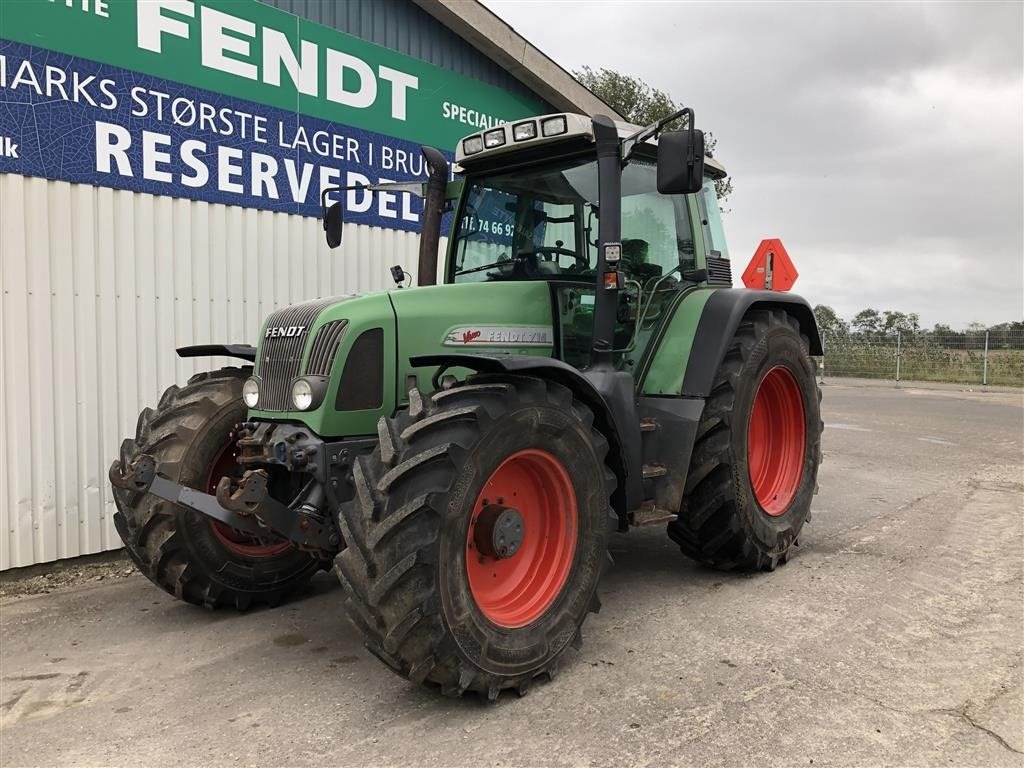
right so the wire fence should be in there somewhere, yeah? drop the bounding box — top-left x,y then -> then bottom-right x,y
819,329 -> 1024,387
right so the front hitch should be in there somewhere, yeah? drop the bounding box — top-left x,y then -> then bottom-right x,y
215,470 -> 269,516
109,454 -> 340,556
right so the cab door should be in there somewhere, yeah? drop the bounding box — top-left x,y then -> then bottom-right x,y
552,184 -> 700,377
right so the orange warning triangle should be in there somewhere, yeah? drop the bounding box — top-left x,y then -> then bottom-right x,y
741,238 -> 798,291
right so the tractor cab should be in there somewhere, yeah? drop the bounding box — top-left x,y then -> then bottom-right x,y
318,110 -> 731,386
446,113 -> 732,371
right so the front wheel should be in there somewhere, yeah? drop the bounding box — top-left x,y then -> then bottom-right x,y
111,367 -> 328,609
334,376 -> 615,699
668,309 -> 823,570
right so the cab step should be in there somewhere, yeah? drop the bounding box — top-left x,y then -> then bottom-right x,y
641,463 -> 667,479
631,500 -> 678,526
639,418 -> 659,433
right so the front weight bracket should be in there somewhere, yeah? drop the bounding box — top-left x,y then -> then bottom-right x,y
108,454 -> 157,493
109,454 -> 340,555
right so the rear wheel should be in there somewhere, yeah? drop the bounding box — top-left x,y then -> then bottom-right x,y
111,367 -> 327,609
668,309 -> 822,570
334,376 -> 614,699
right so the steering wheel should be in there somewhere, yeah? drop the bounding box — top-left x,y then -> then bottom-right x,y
516,245 -> 589,270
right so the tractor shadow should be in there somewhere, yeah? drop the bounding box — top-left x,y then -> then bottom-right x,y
602,524 -> 732,593
137,569 -> 350,642
128,530 -> 756,709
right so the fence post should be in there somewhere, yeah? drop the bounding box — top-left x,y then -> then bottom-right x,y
895,330 -> 901,386
820,333 -> 826,384
983,330 -> 989,386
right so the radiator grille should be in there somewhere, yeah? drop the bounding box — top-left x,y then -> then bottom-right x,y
336,328 -> 384,411
305,320 -> 349,377
706,255 -> 733,286
256,298 -> 337,411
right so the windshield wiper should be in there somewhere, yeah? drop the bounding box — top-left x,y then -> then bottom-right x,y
454,258 -> 512,277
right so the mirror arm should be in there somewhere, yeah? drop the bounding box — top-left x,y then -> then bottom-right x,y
320,186 -> 336,226
622,106 -> 695,165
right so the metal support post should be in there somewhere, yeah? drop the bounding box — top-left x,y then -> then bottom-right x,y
895,330 -> 901,386
820,333 -> 826,384
983,330 -> 989,386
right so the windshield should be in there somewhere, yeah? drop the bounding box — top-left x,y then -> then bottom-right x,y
450,155 -> 696,284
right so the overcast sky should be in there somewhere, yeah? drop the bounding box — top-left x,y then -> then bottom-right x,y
484,0 -> 1023,328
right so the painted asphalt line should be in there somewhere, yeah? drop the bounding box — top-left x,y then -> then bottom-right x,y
916,436 -> 957,446
826,423 -> 873,432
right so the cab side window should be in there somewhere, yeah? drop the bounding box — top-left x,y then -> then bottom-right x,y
698,179 -> 729,259
618,190 -> 695,282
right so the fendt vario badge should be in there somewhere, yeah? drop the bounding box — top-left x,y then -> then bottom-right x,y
443,325 -> 553,346
265,325 -> 307,338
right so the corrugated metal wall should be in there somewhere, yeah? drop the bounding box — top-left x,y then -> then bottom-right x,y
0,174 -> 429,570
0,0 -> 555,570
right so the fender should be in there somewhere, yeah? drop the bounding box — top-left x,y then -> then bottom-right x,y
643,289 -> 821,398
176,344 -> 256,363
411,353 -> 642,521
682,289 -> 821,397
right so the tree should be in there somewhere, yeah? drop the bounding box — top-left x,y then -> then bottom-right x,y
881,310 -> 920,335
988,321 -> 1024,349
813,304 -> 848,340
574,66 -> 733,204
851,308 -> 882,336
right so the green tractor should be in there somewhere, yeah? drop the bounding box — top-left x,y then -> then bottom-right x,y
110,109 -> 823,700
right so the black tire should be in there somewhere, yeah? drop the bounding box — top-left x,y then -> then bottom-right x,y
334,376 -> 615,700
111,367 -> 327,609
668,309 -> 823,570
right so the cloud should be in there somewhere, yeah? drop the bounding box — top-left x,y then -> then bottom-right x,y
484,0 -> 1023,327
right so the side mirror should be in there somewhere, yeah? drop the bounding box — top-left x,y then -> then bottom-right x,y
657,128 -> 705,195
323,202 -> 343,249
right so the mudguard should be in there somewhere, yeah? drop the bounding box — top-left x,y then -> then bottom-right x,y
410,353 -> 641,517
682,290 -> 821,397
643,289 -> 821,398
176,344 -> 256,363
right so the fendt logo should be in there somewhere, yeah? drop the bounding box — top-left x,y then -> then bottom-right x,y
265,325 -> 307,339
443,325 -> 553,347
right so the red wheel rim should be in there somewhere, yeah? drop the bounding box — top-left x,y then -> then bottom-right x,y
747,365 -> 806,516
206,441 -> 291,558
466,449 -> 578,629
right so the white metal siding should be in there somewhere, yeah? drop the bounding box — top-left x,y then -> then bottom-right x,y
0,174 -> 430,570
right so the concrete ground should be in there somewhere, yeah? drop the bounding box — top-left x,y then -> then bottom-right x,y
2,383 -> 1022,767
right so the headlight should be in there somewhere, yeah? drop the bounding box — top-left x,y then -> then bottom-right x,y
291,378 -> 314,411
512,121 -> 537,141
462,136 -> 484,155
541,116 -> 568,137
483,128 -> 506,148
242,377 -> 260,409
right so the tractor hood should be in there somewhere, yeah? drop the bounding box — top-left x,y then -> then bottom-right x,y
247,282 -> 556,438
391,280 -> 556,393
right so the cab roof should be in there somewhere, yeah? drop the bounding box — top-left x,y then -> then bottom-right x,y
455,112 -> 727,179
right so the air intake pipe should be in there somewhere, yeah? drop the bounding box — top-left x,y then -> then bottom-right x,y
590,115 -> 622,370
417,146 -> 449,286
